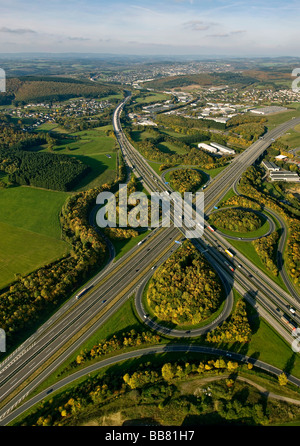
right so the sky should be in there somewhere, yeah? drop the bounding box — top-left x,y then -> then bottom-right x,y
0,0 -> 299,57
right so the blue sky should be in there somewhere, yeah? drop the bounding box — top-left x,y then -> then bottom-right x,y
0,0 -> 299,56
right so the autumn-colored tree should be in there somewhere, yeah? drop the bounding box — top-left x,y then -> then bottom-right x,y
278,373 -> 288,386
161,363 -> 174,382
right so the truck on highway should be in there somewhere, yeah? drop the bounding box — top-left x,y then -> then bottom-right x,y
225,248 -> 234,258
224,261 -> 235,272
281,314 -> 297,331
75,287 -> 90,300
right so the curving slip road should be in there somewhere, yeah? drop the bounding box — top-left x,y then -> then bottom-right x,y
3,344 -> 300,426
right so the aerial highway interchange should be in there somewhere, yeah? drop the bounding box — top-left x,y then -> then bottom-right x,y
0,94 -> 300,425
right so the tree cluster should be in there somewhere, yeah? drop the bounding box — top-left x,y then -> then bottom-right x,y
169,168 -> 203,194
252,232 -> 279,276
220,195 -> 262,211
0,146 -> 89,191
205,299 -> 252,343
59,329 -> 161,375
147,241 -> 223,325
209,208 -> 262,233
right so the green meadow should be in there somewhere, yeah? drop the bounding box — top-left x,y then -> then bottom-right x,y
38,125 -> 118,190
0,186 -> 70,289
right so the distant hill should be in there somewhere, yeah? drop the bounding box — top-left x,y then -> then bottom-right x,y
3,76 -> 121,105
141,72 -> 258,91
141,68 -> 295,92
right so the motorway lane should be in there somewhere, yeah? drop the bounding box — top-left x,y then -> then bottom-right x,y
0,226 -> 181,412
203,227 -> 300,326
232,177 -> 299,301
195,234 -> 299,342
1,97 -> 300,424
203,117 -> 300,214
115,97 -> 300,333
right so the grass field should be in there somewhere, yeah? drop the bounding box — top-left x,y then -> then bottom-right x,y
0,186 -> 70,289
133,92 -> 171,104
265,108 -> 300,130
277,125 -> 300,150
228,238 -> 288,292
35,125 -> 118,190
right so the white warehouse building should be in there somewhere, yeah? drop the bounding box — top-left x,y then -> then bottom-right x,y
210,142 -> 235,155
198,143 -> 218,153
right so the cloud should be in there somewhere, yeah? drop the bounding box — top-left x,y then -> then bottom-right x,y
67,36 -> 90,41
207,33 -> 230,38
0,26 -> 37,34
207,30 -> 246,38
230,30 -> 246,34
183,20 -> 217,31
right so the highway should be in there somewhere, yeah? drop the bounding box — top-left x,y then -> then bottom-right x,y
0,94 -> 300,425
232,177 -> 300,301
0,226 -> 182,422
113,93 -> 300,338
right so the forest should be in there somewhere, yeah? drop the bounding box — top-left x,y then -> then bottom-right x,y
252,232 -> 279,276
0,123 -> 90,190
142,71 -> 258,91
0,146 -> 89,191
146,241 -> 224,326
15,355 -> 298,427
209,208 -> 262,233
5,77 -> 120,105
169,168 -> 203,194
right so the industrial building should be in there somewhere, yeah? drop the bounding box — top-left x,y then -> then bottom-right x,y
270,170 -> 300,182
262,160 -> 281,172
198,143 -> 218,153
250,106 -> 288,115
210,142 -> 236,155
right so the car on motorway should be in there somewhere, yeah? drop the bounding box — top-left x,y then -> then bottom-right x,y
102,300 -> 106,303
46,388 -> 53,394
289,307 -> 296,314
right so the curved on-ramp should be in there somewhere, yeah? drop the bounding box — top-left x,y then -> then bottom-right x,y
2,344 -> 300,426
